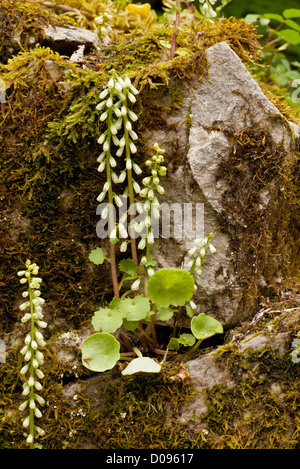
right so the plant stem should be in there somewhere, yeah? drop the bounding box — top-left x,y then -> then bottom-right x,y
172,305 -> 183,338
148,306 -> 159,348
107,104 -> 119,298
137,325 -> 154,344
170,0 -> 181,60
124,108 -> 138,267
28,274 -> 35,449
186,338 -> 203,358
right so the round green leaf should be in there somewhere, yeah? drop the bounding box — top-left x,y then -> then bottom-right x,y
92,307 -> 123,333
185,305 -> 196,318
157,307 -> 175,321
191,314 -> 223,341
122,318 -> 139,332
119,259 -> 138,275
178,333 -> 196,347
147,269 -> 195,308
81,333 -> 120,372
89,247 -> 107,265
121,357 -> 161,375
118,295 -> 150,321
167,337 -> 180,350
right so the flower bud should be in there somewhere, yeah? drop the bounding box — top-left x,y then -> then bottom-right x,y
22,386 -> 30,396
118,172 -> 126,183
18,400 -> 28,411
147,231 -> 154,245
28,376 -> 35,387
133,181 -> 140,193
35,394 -> 45,405
97,161 -> 106,172
34,381 -> 43,391
138,237 -> 146,250
103,181 -> 110,192
131,279 -> 141,291
129,142 -> 137,154
34,408 -> 42,418
35,368 -> 45,379
114,195 -> 123,208
133,163 -> 142,175
208,243 -> 216,253
99,88 -> 109,100
128,110 -> 138,121
97,191 -> 106,203
100,111 -> 108,122
98,133 -> 107,145
106,97 -> 113,108
128,92 -> 136,103
29,399 -> 36,409
125,120 -> 132,131
156,185 -> 165,195
24,350 -> 32,361
129,84 -> 139,95
21,313 -> 31,323
23,416 -> 30,428
20,364 -> 29,375
103,140 -> 109,152
26,434 -> 34,444
120,241 -> 128,252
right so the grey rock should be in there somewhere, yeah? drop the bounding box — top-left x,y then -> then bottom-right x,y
142,41 -> 299,328
177,354 -> 235,424
43,25 -> 101,55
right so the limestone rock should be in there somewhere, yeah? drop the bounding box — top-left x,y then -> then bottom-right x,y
43,25 -> 101,55
143,41 -> 299,328
178,305 -> 300,427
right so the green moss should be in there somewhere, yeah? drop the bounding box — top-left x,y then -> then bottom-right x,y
0,4 -> 299,449
216,127 -> 299,310
192,302 -> 300,449
0,0 -> 71,63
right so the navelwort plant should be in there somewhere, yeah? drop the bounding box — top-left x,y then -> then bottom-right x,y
81,71 -> 223,376
18,260 -> 47,449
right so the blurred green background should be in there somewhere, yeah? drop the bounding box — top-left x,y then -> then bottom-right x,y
221,0 -> 300,17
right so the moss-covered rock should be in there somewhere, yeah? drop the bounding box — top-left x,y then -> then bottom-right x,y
0,0 -> 299,449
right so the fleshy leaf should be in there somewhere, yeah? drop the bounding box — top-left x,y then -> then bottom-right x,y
178,333 -> 196,347
167,334 -> 195,350
191,314 -> 223,341
167,338 -> 180,350
122,318 -> 139,332
89,247 -> 107,265
81,333 -> 120,372
117,295 -> 150,321
121,357 -> 161,375
157,307 -> 175,321
110,297 -> 121,309
185,305 -> 196,318
92,307 -> 123,333
147,268 -> 195,307
119,259 -> 138,275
